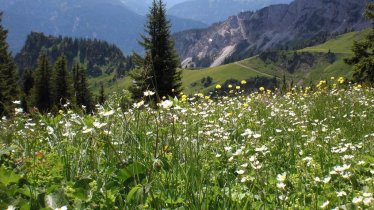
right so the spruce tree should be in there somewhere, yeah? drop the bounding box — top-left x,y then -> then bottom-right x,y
73,64 -> 93,113
98,83 -> 105,105
53,56 -> 72,107
129,52 -> 154,99
0,12 -> 19,116
31,54 -> 53,113
131,0 -> 182,100
20,69 -> 34,112
22,69 -> 34,96
345,3 -> 374,85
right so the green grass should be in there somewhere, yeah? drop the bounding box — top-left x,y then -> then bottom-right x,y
182,62 -> 269,93
89,73 -> 132,96
299,29 -> 371,54
1,85 -> 373,209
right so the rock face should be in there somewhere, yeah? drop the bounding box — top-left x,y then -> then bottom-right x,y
168,0 -> 293,24
174,0 -> 371,68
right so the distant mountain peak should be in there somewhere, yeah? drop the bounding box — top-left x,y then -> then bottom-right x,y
173,0 -> 371,68
168,0 -> 294,24
0,0 -> 206,54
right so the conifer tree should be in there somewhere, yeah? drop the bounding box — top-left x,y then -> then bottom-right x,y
73,64 -> 93,113
129,52 -> 154,99
20,69 -> 34,112
53,56 -> 72,107
22,69 -> 34,96
31,54 -> 53,113
0,12 -> 19,116
98,83 -> 105,105
131,0 -> 182,100
345,3 -> 374,85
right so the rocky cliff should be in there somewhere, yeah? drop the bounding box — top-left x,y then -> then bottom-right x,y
174,0 -> 371,68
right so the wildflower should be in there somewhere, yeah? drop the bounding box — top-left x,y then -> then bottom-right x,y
255,145 -> 267,152
354,84 -> 362,90
144,90 -> 155,96
253,133 -> 261,139
224,146 -> 232,152
102,110 -> 115,117
363,197 -> 373,206
7,206 -> 15,210
338,77 -> 345,84
249,155 -> 256,162
161,100 -> 173,109
55,206 -> 67,210
352,196 -> 363,204
357,161 -> 366,165
317,80 -> 327,89
215,84 -> 222,89
241,129 -> 253,137
336,191 -> 347,197
323,176 -> 331,183
277,182 -> 286,190
133,100 -> 145,109
320,201 -> 329,209
363,193 -> 372,197
279,195 -> 287,200
13,100 -> 21,105
228,84 -> 233,89
15,108 -> 23,114
259,87 -> 265,92
236,170 -> 245,175
241,80 -> 247,85
332,164 -> 350,173
93,121 -> 107,129
233,148 -> 243,156
236,86 -> 240,90
47,126 -> 54,135
82,127 -> 93,134
277,172 -> 287,182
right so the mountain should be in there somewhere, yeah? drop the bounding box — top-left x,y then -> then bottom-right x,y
91,29 -> 370,95
15,32 -> 132,78
180,29 -> 371,94
173,0 -> 371,68
168,0 -> 293,24
0,0 -> 206,54
121,0 -> 188,15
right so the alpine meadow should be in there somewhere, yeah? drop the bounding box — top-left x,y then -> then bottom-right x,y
0,0 -> 374,209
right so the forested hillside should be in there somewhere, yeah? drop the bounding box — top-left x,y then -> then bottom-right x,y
15,32 -> 133,78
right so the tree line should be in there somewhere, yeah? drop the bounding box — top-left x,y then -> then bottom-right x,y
15,32 -> 134,78
21,54 -> 96,114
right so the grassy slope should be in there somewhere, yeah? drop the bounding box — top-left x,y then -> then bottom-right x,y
181,29 -> 370,94
89,74 -> 132,95
299,30 -> 369,54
